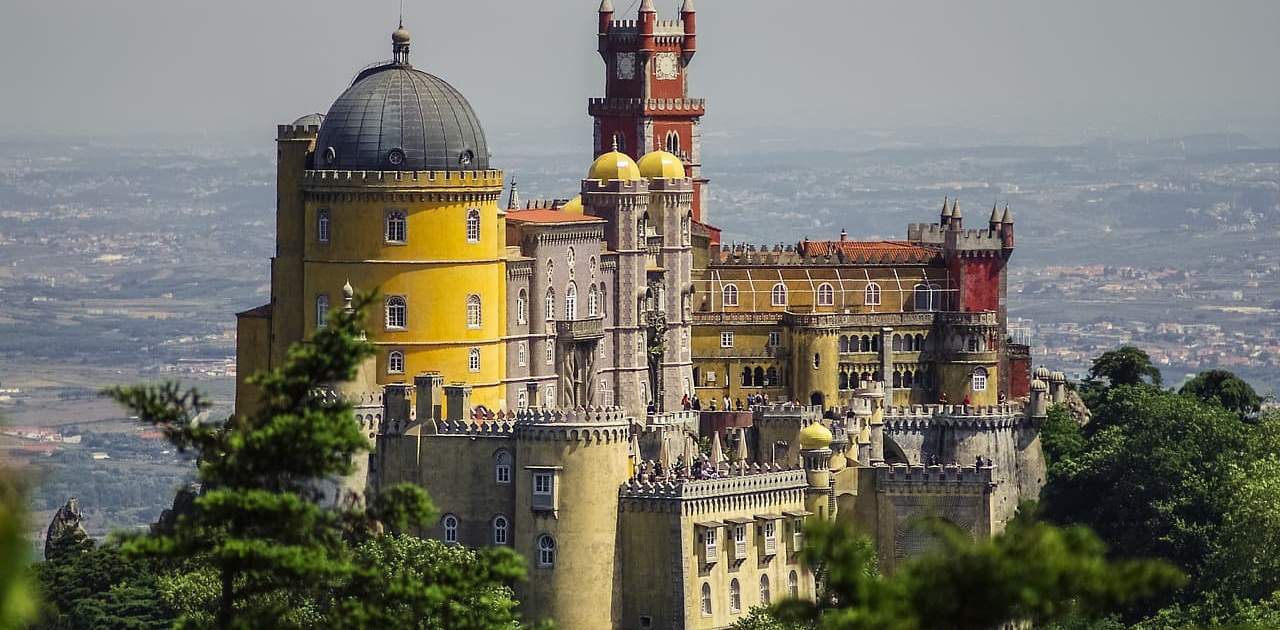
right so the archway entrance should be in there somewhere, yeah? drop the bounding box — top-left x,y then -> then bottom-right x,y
810,391 -> 825,407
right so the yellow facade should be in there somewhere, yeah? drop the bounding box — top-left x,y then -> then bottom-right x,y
300,171 -> 509,409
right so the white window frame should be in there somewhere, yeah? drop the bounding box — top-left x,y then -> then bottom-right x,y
533,472 -> 553,496
817,282 -> 834,306
865,282 -> 882,306
721,331 -> 734,349
537,534 -> 556,568
467,294 -> 482,329
517,289 -> 528,325
517,342 -> 527,367
517,390 -> 528,409
587,285 -> 600,317
469,348 -> 481,373
317,208 -> 330,243
972,367 -> 988,392
722,284 -> 739,306
788,570 -> 799,598
768,331 -> 781,348
771,283 -> 787,307
465,208 -> 481,243
565,283 -> 578,320
493,515 -> 509,545
385,210 -> 407,244
729,578 -> 742,614
545,288 -> 555,321
546,340 -> 554,366
385,296 -> 407,330
315,294 -> 329,328
387,350 -> 405,375
700,583 -> 712,616
495,450 -> 512,484
760,574 -> 771,605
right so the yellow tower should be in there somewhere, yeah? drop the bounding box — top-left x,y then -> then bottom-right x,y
236,24 -> 508,413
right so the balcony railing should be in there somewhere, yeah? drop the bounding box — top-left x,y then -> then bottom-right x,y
693,346 -> 787,360
556,317 -> 605,341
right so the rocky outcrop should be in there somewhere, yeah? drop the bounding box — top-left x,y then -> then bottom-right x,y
152,482 -> 200,536
1064,389 -> 1092,426
44,497 -> 90,560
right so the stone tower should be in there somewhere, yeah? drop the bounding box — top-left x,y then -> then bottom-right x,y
593,0 -> 709,223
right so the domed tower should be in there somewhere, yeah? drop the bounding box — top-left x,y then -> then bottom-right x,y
247,24 -> 509,414
638,150 -> 695,412
583,148 -> 651,415
512,408 -> 631,628
798,421 -> 835,520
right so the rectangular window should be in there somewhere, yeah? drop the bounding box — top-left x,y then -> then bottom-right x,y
518,342 -> 527,367
762,520 -> 778,556
546,340 -> 555,365
768,331 -> 781,347
317,209 -> 330,243
531,470 -> 558,512
704,527 -> 718,560
385,210 -> 407,243
721,332 -> 734,348
534,473 -> 552,494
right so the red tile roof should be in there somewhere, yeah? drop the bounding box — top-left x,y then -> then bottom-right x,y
799,240 -> 939,264
505,209 -> 604,225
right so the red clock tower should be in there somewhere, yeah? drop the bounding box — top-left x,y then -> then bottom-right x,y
592,0 -> 710,224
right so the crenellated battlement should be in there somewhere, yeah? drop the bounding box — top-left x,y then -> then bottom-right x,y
875,463 -> 995,486
588,97 -> 707,117
582,178 -> 650,193
434,418 -> 516,438
881,403 -> 1024,430
302,169 -> 504,190
906,223 -> 1007,253
619,467 -> 806,500
277,124 -> 320,140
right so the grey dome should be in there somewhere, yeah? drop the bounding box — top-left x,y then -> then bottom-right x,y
291,112 -> 324,127
315,64 -> 490,172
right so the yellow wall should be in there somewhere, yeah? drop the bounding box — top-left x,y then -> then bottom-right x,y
234,312 -> 271,416
273,169 -> 508,409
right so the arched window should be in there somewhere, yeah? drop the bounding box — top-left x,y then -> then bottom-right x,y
385,296 -> 407,330
516,289 -> 528,325
466,294 -> 482,328
387,350 -> 404,374
892,334 -> 903,352
600,283 -> 608,318
665,130 -> 681,154
587,285 -> 600,317
517,390 -> 528,409
385,210 -> 407,243
860,336 -> 872,353
537,534 -> 556,567
442,514 -> 458,544
839,336 -> 849,353
494,449 -> 511,483
315,294 -> 329,327
813,353 -> 821,369
893,371 -> 902,388
914,334 -> 925,352
972,367 -> 988,392
545,259 -> 554,285
546,339 -> 554,365
493,515 -> 509,545
566,247 -> 576,275
872,335 -> 880,352
468,348 -> 481,373
545,288 -> 555,321
766,367 -> 779,387
729,578 -> 742,613
817,282 -> 834,306
682,213 -> 692,245
465,208 -> 480,243
903,370 -> 914,388
753,367 -> 765,387
722,284 -> 739,306
517,342 -> 527,367
565,283 -> 578,320
316,209 -> 330,243
967,335 -> 980,352
700,582 -> 712,616
839,372 -> 849,390
914,283 -> 939,312
788,571 -> 799,598
741,367 -> 752,387
760,574 -> 771,605
771,283 -> 788,307
865,282 -> 882,306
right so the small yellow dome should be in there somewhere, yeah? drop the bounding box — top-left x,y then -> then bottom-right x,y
587,151 -> 642,181
561,195 -> 584,215
637,150 -> 686,179
798,422 -> 833,450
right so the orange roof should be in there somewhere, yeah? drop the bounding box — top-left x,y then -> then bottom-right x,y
505,209 -> 605,225
800,240 -> 939,263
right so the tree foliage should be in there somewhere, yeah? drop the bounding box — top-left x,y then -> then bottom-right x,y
1179,369 -> 1262,416
770,513 -> 1182,630
1087,345 -> 1163,387
0,466 -> 38,628
1045,351 -> 1280,627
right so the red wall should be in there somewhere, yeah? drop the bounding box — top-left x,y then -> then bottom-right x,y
951,257 -> 1003,312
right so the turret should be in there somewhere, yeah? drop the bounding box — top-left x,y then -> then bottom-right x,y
681,0 -> 697,61
1029,379 -> 1049,420
1049,371 -> 1067,404
507,177 -> 521,210
597,0 -> 613,55
798,421 -> 834,520
1000,205 -> 1014,249
639,0 -> 656,53
989,202 -> 1002,233
939,196 -> 952,227
950,201 -> 963,230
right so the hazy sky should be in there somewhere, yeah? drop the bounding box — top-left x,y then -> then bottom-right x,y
3,0 -> 1279,145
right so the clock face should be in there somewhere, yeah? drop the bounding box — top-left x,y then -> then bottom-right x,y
616,52 -> 636,80
654,53 -> 679,80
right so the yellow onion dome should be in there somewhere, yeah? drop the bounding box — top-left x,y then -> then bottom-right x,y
587,150 -> 642,181
798,422 -> 833,450
561,195 -> 584,215
637,150 -> 686,179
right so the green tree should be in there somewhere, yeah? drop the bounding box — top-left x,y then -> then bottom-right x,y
104,295 -> 440,628
731,605 -> 813,630
1040,404 -> 1085,472
1088,345 -> 1163,387
0,467 -> 38,628
33,542 -> 178,630
772,514 -> 1182,630
1179,369 -> 1262,416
